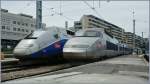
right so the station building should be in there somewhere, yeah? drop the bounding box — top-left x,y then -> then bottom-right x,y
124,32 -> 144,48
1,9 -> 46,51
124,32 -> 134,47
74,15 -> 125,43
74,15 -> 146,49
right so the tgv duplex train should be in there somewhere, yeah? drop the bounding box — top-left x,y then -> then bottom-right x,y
63,28 -> 132,60
13,27 -> 70,60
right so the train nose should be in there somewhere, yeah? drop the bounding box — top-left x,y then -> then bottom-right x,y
13,48 -> 28,56
63,49 -> 87,60
13,45 -> 33,57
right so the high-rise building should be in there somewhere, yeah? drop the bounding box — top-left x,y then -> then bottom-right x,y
124,32 -> 144,48
74,15 -> 125,43
1,9 -> 46,51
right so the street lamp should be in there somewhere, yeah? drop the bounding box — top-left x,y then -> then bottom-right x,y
132,10 -> 136,55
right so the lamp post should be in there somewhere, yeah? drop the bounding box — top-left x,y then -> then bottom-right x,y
132,11 -> 136,54
36,0 -> 42,29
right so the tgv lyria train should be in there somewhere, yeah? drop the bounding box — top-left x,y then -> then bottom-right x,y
63,28 -> 132,60
13,27 -> 70,60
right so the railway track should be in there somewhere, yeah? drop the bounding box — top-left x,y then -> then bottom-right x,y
1,61 -> 89,82
2,65 -> 41,73
1,56 -> 100,82
2,59 -> 65,72
2,63 -> 70,82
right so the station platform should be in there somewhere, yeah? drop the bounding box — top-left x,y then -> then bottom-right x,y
1,58 -> 19,64
2,55 -> 149,84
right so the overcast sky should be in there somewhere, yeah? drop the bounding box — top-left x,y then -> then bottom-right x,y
1,1 -> 149,38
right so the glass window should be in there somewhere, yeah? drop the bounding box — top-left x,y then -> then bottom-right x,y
17,22 -> 20,25
2,19 -> 5,22
84,31 -> 102,37
2,26 -> 5,29
31,24 -> 33,27
25,23 -> 28,26
13,27 -> 16,31
65,45 -> 89,48
25,31 -> 44,39
6,26 -> 10,30
22,23 -> 24,26
26,30 -> 28,32
22,29 -> 24,32
13,21 -> 16,24
18,28 -> 20,31
76,30 -> 103,37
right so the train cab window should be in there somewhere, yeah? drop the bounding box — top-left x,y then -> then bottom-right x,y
75,30 -> 103,38
65,45 -> 89,48
54,34 -> 59,39
84,31 -> 102,37
25,33 -> 37,39
25,31 -> 44,39
75,30 -> 84,36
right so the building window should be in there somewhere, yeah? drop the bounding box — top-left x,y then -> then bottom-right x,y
6,26 -> 10,30
22,23 -> 24,26
2,26 -> 5,29
31,30 -> 34,32
17,22 -> 20,25
13,21 -> 16,24
22,29 -> 24,32
25,23 -> 28,26
26,30 -> 28,32
13,27 -> 16,31
18,28 -> 20,31
2,19 -> 5,21
31,24 -> 33,27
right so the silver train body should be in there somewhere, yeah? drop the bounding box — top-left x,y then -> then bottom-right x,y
13,27 -> 70,59
63,28 -> 132,60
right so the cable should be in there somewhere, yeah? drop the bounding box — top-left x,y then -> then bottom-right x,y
83,0 -> 104,19
42,5 -> 74,21
19,1 -> 34,14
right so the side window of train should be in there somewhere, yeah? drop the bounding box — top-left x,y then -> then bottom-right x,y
54,34 -> 59,39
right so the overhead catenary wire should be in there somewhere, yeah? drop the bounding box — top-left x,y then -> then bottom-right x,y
19,1 -> 34,14
19,1 -> 74,21
42,5 -> 74,21
83,0 -> 104,19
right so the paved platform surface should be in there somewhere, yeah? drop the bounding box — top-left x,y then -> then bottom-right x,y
2,55 -> 149,84
1,58 -> 19,63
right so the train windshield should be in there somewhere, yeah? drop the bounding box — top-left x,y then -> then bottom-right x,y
25,33 -> 37,39
76,30 -> 102,37
25,31 -> 44,39
65,45 -> 89,48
